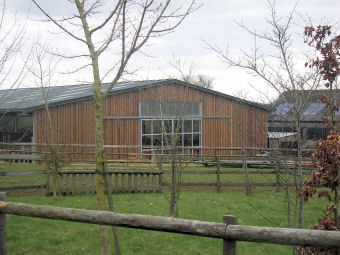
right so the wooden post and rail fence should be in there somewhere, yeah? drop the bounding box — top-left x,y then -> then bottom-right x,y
0,155 -> 315,194
0,143 -> 314,165
0,163 -> 314,194
0,192 -> 339,255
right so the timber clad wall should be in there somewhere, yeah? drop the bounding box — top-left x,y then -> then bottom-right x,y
33,82 -> 267,159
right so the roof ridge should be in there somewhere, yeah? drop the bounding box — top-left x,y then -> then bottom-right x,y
0,78 -> 268,112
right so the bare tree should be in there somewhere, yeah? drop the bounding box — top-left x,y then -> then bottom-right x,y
26,42 -> 71,200
31,1 -> 199,254
139,83 -> 199,217
147,101 -> 192,217
0,0 -> 30,146
166,55 -> 214,88
152,114 -> 186,218
206,1 -> 321,229
0,0 -> 28,93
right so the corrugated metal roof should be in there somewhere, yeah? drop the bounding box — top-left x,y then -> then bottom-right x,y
0,79 -> 268,112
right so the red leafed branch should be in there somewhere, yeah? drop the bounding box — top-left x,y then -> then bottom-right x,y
299,120 -> 340,203
304,25 -> 340,87
298,25 -> 340,255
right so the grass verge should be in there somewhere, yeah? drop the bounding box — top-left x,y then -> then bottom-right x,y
6,191 -> 327,255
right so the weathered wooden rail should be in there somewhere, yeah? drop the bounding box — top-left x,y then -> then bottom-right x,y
161,167 -> 313,191
0,170 -> 46,192
0,193 -> 339,255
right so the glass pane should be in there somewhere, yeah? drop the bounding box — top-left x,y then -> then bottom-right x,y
142,120 -> 152,134
174,134 -> 183,147
141,101 -> 201,117
0,115 -> 16,132
303,103 -> 324,115
182,102 -> 201,116
163,134 -> 172,146
274,103 -> 293,115
163,120 -> 172,134
152,120 -> 162,134
142,135 -> 151,145
193,120 -> 200,132
184,134 -> 192,146
181,102 -> 191,116
153,135 -> 162,146
17,116 -> 33,133
172,134 -> 183,146
193,134 -> 200,146
168,102 -> 179,116
141,102 -> 157,116
174,120 -> 183,133
184,120 -> 192,132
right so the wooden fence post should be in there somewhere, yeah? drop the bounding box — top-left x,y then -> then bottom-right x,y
216,156 -> 221,192
158,155 -> 163,192
275,162 -> 280,193
242,147 -> 251,195
126,147 -> 129,166
0,192 -> 6,255
223,215 -> 237,255
158,155 -> 163,170
159,172 -> 163,193
45,171 -> 50,196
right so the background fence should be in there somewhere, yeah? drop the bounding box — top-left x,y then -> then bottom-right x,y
0,162 -> 314,194
0,142 -> 314,164
0,143 -> 316,194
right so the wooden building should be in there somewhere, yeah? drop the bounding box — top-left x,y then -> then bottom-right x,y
0,79 -> 268,158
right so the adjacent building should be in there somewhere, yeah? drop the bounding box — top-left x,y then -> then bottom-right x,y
268,89 -> 340,149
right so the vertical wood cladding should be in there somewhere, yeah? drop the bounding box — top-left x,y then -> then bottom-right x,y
33,82 -> 268,157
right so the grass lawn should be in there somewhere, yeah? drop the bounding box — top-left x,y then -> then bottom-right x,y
0,163 -> 46,187
6,191 -> 328,255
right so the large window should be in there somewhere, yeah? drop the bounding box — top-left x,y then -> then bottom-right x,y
140,101 -> 202,154
141,119 -> 201,153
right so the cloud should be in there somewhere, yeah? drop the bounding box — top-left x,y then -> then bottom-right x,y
2,0 -> 340,103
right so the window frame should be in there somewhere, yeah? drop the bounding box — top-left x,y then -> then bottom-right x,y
140,118 -> 201,155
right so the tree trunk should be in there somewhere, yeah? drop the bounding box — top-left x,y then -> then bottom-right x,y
242,147 -> 251,195
103,161 -> 121,255
52,172 -> 57,200
170,155 -> 177,217
45,97 -> 58,200
94,94 -> 111,255
296,115 -> 303,229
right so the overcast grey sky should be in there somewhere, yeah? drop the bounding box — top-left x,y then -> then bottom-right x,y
6,0 -> 340,102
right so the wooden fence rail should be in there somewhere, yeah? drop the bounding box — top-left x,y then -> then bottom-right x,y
0,194 -> 339,255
